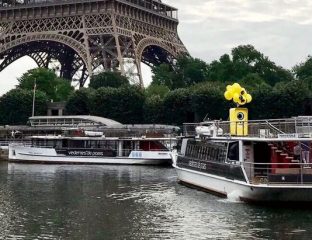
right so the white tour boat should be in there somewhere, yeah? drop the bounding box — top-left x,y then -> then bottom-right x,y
9,129 -> 175,165
173,116 -> 312,203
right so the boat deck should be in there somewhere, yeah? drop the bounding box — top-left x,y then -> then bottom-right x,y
183,116 -> 312,139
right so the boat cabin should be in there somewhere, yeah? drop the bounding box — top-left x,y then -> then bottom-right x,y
180,117 -> 312,185
30,135 -> 172,158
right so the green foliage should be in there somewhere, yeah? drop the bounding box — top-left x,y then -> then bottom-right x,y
293,56 -> 312,81
151,55 -> 209,90
151,63 -> 181,89
240,73 -> 267,88
248,84 -> 275,119
163,88 -> 193,125
143,95 -> 165,124
0,89 -> 48,125
207,45 -> 293,86
55,80 -> 75,102
271,80 -> 311,118
65,88 -> 95,115
4,44 -> 311,126
248,80 -> 311,119
190,82 -> 228,121
208,54 -> 235,82
91,85 -> 145,124
145,84 -> 170,98
89,72 -> 130,89
18,68 -> 73,101
177,56 -> 209,86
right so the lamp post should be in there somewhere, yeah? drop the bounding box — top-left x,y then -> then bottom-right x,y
32,79 -> 36,117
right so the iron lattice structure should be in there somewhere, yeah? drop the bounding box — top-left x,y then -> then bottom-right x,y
0,0 -> 187,87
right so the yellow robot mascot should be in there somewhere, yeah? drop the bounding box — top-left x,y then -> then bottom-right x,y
224,83 -> 252,136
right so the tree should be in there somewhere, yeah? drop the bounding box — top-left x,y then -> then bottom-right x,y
247,80 -> 311,119
145,84 -> 170,98
65,88 -> 95,115
151,63 -> 179,89
163,88 -> 193,125
89,72 -> 130,89
151,55 -> 209,90
208,54 -> 235,82
177,56 -> 209,86
248,83 -> 275,119
0,89 -> 48,125
143,95 -> 165,124
91,86 -> 145,124
271,80 -> 310,118
240,73 -> 266,88
18,68 -> 74,102
207,45 -> 293,85
191,82 -> 227,121
293,56 -> 312,81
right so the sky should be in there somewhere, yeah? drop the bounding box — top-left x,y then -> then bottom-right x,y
1,0 -> 312,95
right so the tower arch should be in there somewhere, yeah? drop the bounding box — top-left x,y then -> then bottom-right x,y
0,0 -> 187,87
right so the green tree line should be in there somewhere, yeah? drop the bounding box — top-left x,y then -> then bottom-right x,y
1,44 -> 312,125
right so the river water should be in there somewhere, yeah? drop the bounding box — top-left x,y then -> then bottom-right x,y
0,162 -> 311,240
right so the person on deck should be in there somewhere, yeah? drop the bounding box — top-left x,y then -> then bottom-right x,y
301,141 -> 310,164
293,143 -> 301,161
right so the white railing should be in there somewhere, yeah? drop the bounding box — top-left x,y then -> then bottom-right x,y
183,117 -> 312,138
242,161 -> 312,185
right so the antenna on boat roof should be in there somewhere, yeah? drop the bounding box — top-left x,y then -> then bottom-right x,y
203,114 -> 210,122
32,79 -> 36,117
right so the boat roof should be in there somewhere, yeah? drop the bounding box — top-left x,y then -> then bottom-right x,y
29,135 -> 176,141
28,116 -> 179,131
29,115 -> 123,127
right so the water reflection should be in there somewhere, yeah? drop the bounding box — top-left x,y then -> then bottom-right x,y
0,162 -> 311,239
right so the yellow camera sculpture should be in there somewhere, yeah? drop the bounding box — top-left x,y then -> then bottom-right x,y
224,83 -> 252,136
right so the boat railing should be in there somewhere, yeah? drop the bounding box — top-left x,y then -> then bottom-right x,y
1,139 -> 31,146
242,161 -> 312,185
183,117 -> 312,138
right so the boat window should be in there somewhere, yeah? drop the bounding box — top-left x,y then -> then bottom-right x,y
205,147 -> 209,161
201,147 -> 204,159
191,145 -> 195,157
46,140 -> 56,147
123,141 -> 134,151
55,140 -> 62,148
228,142 -> 239,161
34,139 -> 46,147
189,145 -> 193,157
196,145 -> 200,159
84,140 -> 99,148
186,145 -> 190,155
68,140 -> 84,149
98,140 -> 117,150
211,148 -> 216,160
62,139 -> 68,148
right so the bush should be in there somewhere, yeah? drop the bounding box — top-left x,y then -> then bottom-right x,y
0,89 -> 48,125
91,85 -> 145,124
65,88 -> 95,115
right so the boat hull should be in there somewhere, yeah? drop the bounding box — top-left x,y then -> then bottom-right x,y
9,145 -> 172,165
174,165 -> 312,203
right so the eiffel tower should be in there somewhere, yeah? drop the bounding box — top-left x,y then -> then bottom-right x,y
0,0 -> 187,87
